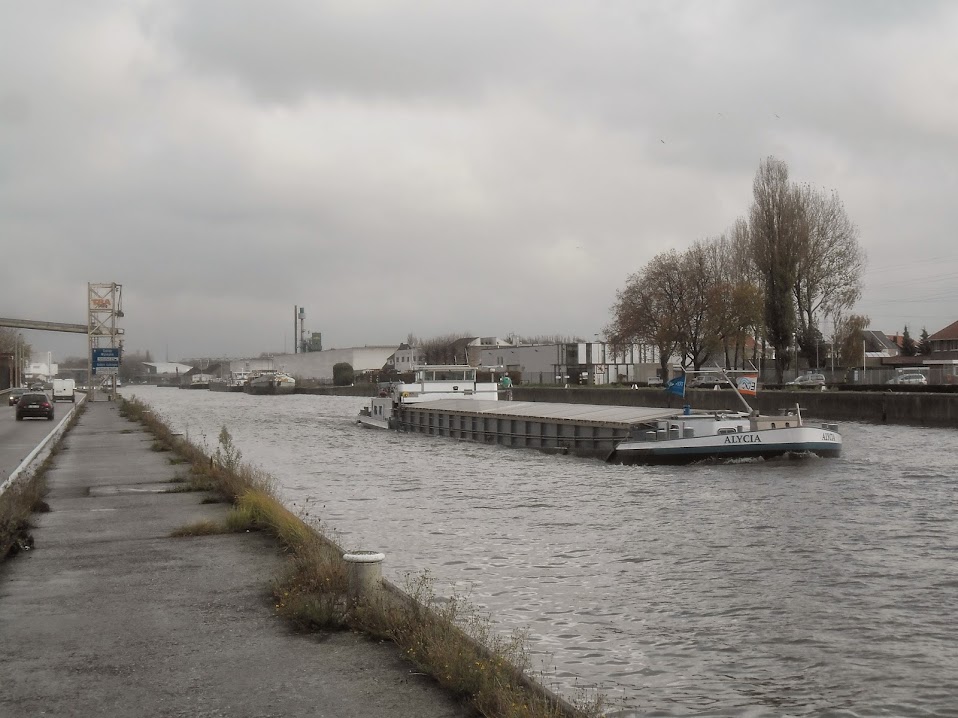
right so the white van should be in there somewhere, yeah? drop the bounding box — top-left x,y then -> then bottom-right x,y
52,378 -> 76,402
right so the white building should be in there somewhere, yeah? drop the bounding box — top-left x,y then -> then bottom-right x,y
230,345 -> 399,383
477,342 -> 665,385
385,344 -> 426,373
25,360 -> 58,383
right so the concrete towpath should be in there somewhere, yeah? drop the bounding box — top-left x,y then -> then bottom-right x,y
0,401 -> 474,717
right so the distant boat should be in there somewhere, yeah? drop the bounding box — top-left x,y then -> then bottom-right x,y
187,373 -> 212,390
244,370 -> 295,395
210,371 -> 250,392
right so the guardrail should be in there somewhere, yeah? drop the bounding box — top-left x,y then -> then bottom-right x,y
0,393 -> 88,498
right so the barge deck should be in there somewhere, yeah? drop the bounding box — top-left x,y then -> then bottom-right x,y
396,399 -> 679,460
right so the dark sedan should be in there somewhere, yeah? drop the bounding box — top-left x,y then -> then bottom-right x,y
8,387 -> 28,406
15,392 -> 54,421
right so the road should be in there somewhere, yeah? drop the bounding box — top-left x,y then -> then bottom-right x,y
0,393 -> 68,481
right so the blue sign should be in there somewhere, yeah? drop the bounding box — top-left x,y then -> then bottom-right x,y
92,348 -> 121,366
93,347 -> 120,371
92,348 -> 121,376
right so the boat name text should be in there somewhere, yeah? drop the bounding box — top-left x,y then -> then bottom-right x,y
723,434 -> 762,444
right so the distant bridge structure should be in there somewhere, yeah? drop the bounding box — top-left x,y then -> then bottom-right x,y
0,318 -> 88,333
1,283 -> 124,397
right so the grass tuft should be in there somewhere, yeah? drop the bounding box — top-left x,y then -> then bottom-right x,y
170,519 -> 225,537
271,547 -> 349,630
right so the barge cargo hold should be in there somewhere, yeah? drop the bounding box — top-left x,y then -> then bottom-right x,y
395,398 -> 641,460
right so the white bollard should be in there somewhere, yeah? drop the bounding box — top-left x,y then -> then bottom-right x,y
342,550 -> 385,603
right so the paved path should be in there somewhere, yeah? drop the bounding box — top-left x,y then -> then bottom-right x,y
0,401 -> 473,717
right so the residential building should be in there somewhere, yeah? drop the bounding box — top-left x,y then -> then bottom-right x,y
385,344 -> 426,373
928,320 -> 958,355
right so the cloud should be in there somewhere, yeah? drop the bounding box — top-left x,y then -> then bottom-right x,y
2,1 -> 957,361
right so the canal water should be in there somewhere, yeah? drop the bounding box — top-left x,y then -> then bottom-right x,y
123,387 -> 957,717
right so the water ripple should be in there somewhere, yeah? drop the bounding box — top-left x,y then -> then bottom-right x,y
125,388 -> 958,716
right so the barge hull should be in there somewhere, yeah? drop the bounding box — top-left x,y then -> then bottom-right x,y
396,399 -> 668,460
394,399 -> 841,464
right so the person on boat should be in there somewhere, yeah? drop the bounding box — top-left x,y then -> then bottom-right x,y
500,375 -> 513,400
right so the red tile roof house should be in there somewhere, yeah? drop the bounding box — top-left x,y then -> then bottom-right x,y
929,320 -> 958,355
920,321 -> 958,384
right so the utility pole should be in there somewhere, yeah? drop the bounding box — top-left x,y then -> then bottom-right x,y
15,333 -> 22,387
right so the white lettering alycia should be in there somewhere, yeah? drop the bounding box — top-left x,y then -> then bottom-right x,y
724,434 -> 762,444
822,431 -> 837,442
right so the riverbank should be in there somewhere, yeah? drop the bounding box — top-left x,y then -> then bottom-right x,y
0,401 -> 477,717
1,399 -> 594,718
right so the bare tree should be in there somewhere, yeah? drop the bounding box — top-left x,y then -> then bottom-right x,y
835,313 -> 870,367
675,241 -> 724,370
0,328 -> 30,357
417,333 -> 473,364
608,251 -> 684,379
749,157 -> 804,383
793,184 -> 866,365
609,244 -> 727,373
0,328 -> 32,385
708,226 -> 764,370
512,334 -> 586,345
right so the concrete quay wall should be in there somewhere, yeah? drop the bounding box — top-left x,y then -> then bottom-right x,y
291,382 -> 958,427
513,387 -> 958,428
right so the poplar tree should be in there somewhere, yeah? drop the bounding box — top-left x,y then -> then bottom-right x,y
748,157 -> 802,383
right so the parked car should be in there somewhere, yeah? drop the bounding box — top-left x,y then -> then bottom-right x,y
15,392 -> 54,421
646,376 -> 664,387
786,373 -> 826,388
887,373 -> 927,386
689,374 -> 726,389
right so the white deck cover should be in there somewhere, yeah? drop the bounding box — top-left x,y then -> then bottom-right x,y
401,399 -> 678,427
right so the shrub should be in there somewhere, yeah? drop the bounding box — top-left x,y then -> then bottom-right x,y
332,362 -> 354,386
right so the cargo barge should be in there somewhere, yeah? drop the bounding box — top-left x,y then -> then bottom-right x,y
358,366 -> 842,464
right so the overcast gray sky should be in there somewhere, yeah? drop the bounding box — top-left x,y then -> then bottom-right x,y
3,1 -> 956,362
